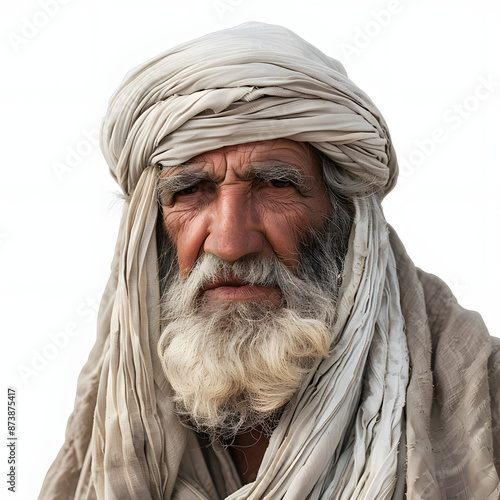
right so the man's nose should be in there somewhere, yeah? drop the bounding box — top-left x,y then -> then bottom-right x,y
203,186 -> 267,262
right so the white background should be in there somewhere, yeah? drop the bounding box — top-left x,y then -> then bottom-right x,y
2,0 -> 499,498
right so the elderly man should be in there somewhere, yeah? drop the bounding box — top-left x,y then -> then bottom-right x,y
40,23 -> 500,499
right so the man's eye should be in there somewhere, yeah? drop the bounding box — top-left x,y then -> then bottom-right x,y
176,185 -> 199,196
269,179 -> 292,188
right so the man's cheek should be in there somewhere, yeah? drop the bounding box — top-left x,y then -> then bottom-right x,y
265,203 -> 317,239
164,212 -> 209,275
163,208 -> 198,241
262,222 -> 301,270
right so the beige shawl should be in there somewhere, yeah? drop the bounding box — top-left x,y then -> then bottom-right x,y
39,23 -> 500,499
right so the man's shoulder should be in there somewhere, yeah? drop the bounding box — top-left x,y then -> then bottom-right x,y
415,267 -> 490,346
408,267 -> 500,488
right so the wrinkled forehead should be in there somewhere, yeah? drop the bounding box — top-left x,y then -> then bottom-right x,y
161,139 -> 321,175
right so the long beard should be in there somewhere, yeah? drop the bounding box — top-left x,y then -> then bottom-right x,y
157,215 -> 348,441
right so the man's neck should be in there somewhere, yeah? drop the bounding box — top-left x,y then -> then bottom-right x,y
227,427 -> 269,485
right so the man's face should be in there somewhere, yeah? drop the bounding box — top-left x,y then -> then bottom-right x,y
157,139 -> 347,440
159,139 -> 331,306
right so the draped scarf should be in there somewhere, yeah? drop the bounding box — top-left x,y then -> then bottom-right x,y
39,22 -> 500,500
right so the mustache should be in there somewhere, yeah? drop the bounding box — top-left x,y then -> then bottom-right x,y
189,254 -> 284,290
174,254 -> 289,311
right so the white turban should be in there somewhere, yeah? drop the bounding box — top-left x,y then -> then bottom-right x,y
39,22 -> 500,500
100,22 -> 398,198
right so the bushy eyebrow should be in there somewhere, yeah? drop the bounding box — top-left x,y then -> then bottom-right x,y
157,163 -> 310,205
158,170 -> 214,205
245,165 -> 308,191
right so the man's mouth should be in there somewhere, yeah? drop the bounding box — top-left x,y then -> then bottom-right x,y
201,276 -> 282,305
202,277 -> 248,290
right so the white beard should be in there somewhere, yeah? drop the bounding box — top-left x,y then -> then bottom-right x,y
157,247 -> 342,441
